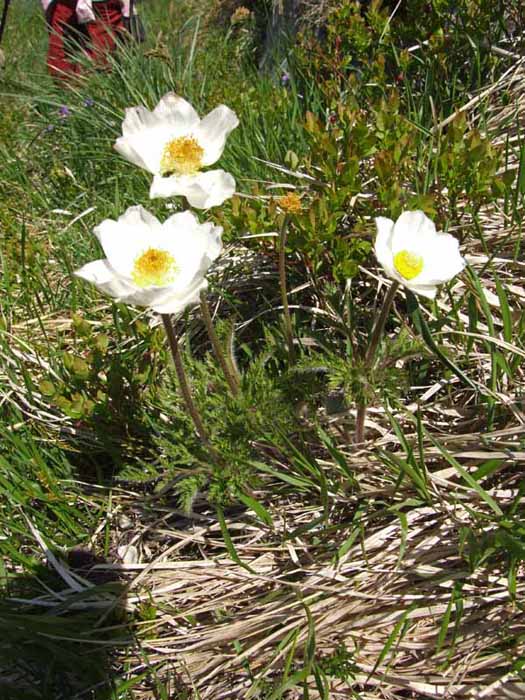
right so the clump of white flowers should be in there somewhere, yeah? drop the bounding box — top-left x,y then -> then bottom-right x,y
75,90 -> 240,445
72,86 -> 471,452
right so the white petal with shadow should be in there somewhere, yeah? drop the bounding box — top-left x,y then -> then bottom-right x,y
74,260 -> 135,299
391,210 -> 437,256
152,93 -> 201,131
404,282 -> 438,299
94,206 -> 163,279
151,278 -> 209,315
113,138 -> 149,171
374,216 -> 396,279
121,105 -> 161,137
194,105 -> 239,166
150,169 -> 235,208
115,126 -> 173,175
164,213 -> 223,263
417,232 -> 466,285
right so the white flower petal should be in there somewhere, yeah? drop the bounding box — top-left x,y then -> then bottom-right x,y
418,232 -> 466,285
78,205 -> 220,313
115,128 -> 172,175
146,212 -> 223,292
149,173 -> 180,199
118,286 -> 177,308
94,205 -> 163,278
373,210 -> 465,299
374,216 -> 396,279
117,204 -> 162,230
151,278 -> 208,315
114,137 -> 150,171
152,93 -> 201,131
161,209 -> 201,236
116,95 -> 237,179
117,106 -> 173,174
116,95 -> 200,175
404,282 -> 438,300
164,213 -> 223,262
194,105 -> 239,166
121,105 -> 161,137
391,210 -> 437,256
74,259 -> 135,299
150,170 -> 235,208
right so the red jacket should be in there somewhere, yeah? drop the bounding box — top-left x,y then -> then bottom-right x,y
41,0 -> 133,23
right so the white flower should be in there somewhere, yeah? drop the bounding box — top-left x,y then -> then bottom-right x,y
114,93 -> 239,209
75,205 -> 222,314
374,210 -> 465,299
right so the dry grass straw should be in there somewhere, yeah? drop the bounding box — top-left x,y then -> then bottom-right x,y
16,429 -> 525,698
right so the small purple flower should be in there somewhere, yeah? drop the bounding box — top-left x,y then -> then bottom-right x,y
84,98 -> 95,108
45,124 -> 55,133
59,105 -> 71,119
281,72 -> 290,86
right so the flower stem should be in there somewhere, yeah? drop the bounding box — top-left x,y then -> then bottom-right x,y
278,214 -> 296,364
161,314 -> 211,446
354,281 -> 399,444
200,291 -> 240,397
364,281 -> 400,367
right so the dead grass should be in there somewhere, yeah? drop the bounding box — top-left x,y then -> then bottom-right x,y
15,421 -> 524,698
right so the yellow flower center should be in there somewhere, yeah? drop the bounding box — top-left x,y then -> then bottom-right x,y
278,192 -> 302,214
393,250 -> 424,280
132,248 -> 177,288
160,136 -> 204,176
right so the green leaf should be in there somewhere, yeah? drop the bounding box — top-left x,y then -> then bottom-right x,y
367,605 -> 415,679
427,435 -> 503,516
435,588 -> 454,654
268,668 -> 309,700
379,449 -> 431,503
407,291 -> 477,391
39,380 -> 56,397
216,507 -> 256,574
237,492 -> 273,528
495,277 -> 513,343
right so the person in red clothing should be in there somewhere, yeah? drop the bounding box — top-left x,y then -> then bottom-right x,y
41,0 -> 136,81
42,0 -> 86,79
86,1 -> 126,69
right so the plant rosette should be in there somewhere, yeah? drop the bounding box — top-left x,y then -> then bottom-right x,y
115,93 -> 239,209
374,210 -> 466,299
75,205 -> 222,314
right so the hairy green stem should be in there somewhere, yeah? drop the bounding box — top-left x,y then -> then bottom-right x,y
278,214 -> 296,364
200,291 -> 240,397
161,314 -> 211,446
354,281 -> 400,444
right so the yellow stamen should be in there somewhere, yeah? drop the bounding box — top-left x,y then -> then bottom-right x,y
132,248 -> 177,288
278,192 -> 302,214
160,136 -> 204,176
393,250 -> 424,280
